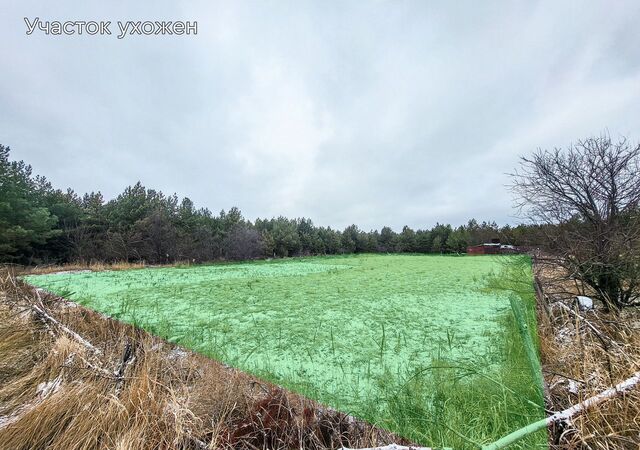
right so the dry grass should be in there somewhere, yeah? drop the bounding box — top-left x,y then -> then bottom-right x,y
18,261 -> 154,276
0,267 -> 409,450
534,259 -> 640,449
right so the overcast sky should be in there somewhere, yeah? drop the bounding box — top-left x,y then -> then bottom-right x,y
1,1 -> 639,231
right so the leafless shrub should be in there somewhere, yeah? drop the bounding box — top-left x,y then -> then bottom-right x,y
512,134 -> 640,310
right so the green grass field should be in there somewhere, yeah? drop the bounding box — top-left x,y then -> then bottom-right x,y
25,254 -> 546,448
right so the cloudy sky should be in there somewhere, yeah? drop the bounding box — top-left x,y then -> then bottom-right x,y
1,1 -> 639,231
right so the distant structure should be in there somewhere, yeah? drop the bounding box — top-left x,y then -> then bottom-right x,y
466,238 -> 522,255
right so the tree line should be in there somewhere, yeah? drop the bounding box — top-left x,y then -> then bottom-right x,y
0,144 -> 541,265
3,133 -> 639,309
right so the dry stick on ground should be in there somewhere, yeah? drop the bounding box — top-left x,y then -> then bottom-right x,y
481,370 -> 640,450
29,289 -> 103,356
31,289 -> 140,386
3,271 -> 103,356
18,288 -> 136,384
8,277 -> 136,382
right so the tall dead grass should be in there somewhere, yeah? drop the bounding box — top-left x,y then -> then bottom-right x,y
19,261 -> 151,276
0,268 -> 407,450
534,260 -> 640,449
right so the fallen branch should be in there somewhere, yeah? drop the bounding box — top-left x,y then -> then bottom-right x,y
30,289 -> 102,355
481,370 -> 640,450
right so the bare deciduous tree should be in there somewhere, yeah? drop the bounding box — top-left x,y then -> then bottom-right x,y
511,134 -> 640,310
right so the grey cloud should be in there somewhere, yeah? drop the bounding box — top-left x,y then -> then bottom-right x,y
1,0 -> 639,231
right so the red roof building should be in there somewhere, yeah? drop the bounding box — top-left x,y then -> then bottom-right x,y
466,240 -> 523,255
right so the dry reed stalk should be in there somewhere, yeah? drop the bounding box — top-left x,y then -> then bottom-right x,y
534,261 -> 640,449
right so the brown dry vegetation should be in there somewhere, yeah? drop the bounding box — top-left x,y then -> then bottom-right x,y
0,267 -> 410,450
534,258 -> 640,449
17,261 -> 162,275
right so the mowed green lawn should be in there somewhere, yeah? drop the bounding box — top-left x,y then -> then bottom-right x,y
25,254 -> 546,448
